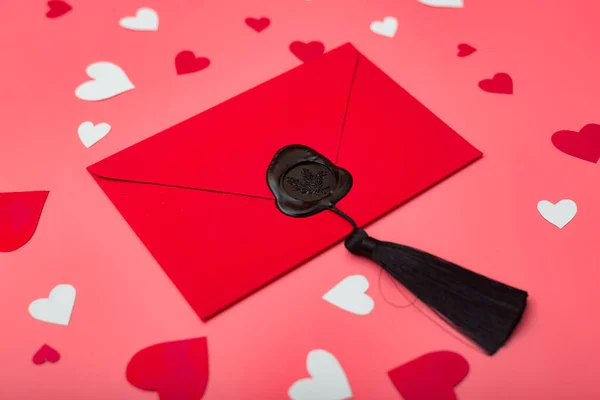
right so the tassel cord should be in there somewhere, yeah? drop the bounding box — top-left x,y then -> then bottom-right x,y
328,203 -> 358,228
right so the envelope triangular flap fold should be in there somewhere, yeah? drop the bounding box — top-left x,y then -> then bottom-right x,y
87,44 -> 360,199
334,51 -> 483,227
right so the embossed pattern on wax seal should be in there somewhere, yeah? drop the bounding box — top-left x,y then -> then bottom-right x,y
283,164 -> 335,201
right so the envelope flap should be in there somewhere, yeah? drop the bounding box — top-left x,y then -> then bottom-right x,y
333,51 -> 483,227
88,44 -> 360,199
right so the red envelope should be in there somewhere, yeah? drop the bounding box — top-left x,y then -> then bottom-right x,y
87,43 -> 482,321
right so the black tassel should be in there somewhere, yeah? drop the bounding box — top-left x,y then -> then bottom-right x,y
265,144 -> 528,356
335,210 -> 528,356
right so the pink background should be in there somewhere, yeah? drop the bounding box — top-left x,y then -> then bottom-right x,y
1,0 -> 599,399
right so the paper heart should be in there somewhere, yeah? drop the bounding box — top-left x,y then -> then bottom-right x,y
388,351 -> 469,400
28,284 -> 76,326
126,338 -> 209,400
288,349 -> 352,400
322,275 -> 374,316
478,73 -> 513,94
457,43 -> 476,57
78,121 -> 111,148
245,17 -> 270,32
289,41 -> 325,63
537,199 -> 577,229
75,62 -> 134,101
551,124 -> 600,163
33,344 -> 60,365
119,8 -> 159,31
46,1 -> 72,18
175,51 -> 211,75
418,0 -> 464,8
0,191 -> 49,252
369,17 -> 398,38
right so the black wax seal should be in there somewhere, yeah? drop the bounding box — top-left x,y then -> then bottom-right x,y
266,145 -> 352,217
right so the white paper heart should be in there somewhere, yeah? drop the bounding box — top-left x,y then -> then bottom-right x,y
537,199 -> 577,229
369,16 -> 398,38
28,284 -> 76,326
119,8 -> 159,31
322,275 -> 374,316
288,349 -> 353,400
75,62 -> 134,101
418,0 -> 464,8
78,121 -> 111,148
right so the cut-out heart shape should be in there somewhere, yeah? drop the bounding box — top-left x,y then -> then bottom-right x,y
126,338 -> 209,400
75,62 -> 134,101
457,43 -> 476,57
119,8 -> 159,31
551,123 -> 600,163
388,351 -> 469,400
478,73 -> 513,94
175,51 -> 211,75
33,344 -> 60,365
288,349 -> 352,400
28,284 -> 76,326
289,41 -> 325,63
322,275 -> 374,315
78,121 -> 111,148
245,17 -> 270,32
370,16 -> 398,38
0,191 -> 49,252
418,0 -> 464,8
537,199 -> 577,229
46,1 -> 72,18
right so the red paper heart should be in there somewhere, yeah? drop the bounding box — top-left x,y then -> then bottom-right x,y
478,73 -> 513,94
33,344 -> 60,365
46,1 -> 72,19
552,123 -> 600,163
289,41 -> 325,63
245,17 -> 270,32
388,351 -> 469,400
175,51 -> 211,75
457,43 -> 476,57
126,338 -> 209,400
0,191 -> 49,252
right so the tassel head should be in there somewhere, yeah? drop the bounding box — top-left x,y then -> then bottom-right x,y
345,228 -> 379,258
